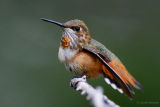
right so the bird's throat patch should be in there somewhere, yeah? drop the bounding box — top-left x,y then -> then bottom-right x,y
61,36 -> 71,48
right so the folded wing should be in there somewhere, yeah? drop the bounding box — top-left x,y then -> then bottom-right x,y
83,39 -> 142,98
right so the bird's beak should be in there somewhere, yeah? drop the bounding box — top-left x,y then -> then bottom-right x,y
41,18 -> 65,28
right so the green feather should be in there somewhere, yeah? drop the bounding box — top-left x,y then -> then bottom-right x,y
84,39 -> 117,61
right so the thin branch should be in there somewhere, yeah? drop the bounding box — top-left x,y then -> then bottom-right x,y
70,76 -> 119,107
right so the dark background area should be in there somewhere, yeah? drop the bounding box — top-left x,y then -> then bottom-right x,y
0,0 -> 160,107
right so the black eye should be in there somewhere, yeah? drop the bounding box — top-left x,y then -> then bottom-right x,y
71,26 -> 80,31
75,27 -> 80,31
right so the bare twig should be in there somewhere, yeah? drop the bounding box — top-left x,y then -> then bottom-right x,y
70,76 -> 119,107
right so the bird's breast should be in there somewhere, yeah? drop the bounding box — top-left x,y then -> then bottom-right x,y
58,47 -> 103,78
58,46 -> 79,63
70,51 -> 103,78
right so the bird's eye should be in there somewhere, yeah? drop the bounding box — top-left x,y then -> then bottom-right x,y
71,26 -> 80,31
75,26 -> 80,31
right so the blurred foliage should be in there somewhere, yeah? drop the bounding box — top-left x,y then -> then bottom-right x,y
0,0 -> 160,107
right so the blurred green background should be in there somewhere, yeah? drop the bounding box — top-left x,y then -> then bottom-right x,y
0,0 -> 160,107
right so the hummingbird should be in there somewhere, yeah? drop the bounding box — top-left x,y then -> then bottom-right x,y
41,18 -> 142,98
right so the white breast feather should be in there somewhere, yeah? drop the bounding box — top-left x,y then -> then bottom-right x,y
58,47 -> 78,63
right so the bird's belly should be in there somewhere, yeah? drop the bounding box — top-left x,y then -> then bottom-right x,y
70,51 -> 103,79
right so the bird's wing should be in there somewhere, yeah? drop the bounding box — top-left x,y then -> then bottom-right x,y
83,39 -> 141,98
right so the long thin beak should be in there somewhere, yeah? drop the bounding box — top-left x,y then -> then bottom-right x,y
40,18 -> 65,27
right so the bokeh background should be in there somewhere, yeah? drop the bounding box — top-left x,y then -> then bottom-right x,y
0,0 -> 160,107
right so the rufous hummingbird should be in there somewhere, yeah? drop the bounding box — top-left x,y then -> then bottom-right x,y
41,18 -> 142,98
